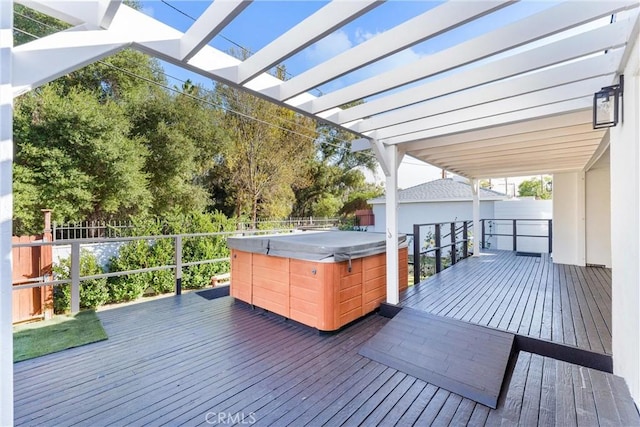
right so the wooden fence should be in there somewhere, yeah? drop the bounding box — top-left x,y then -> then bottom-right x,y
12,210 -> 54,323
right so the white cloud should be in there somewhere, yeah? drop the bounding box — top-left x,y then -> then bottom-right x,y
304,30 -> 353,65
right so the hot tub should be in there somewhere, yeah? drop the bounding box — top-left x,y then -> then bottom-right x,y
227,231 -> 408,331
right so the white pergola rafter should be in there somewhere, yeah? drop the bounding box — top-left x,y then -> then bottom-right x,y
296,0 -> 638,115
269,0 -> 514,101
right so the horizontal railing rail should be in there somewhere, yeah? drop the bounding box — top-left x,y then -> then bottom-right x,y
482,218 -> 552,253
12,228 -> 297,313
52,217 -> 342,240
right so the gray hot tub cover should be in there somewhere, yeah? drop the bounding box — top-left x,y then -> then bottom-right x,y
226,231 -> 407,262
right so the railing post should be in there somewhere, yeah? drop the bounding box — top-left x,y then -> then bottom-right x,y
413,224 -> 421,286
462,221 -> 468,258
175,235 -> 182,295
435,224 -> 442,273
481,219 -> 486,249
513,219 -> 517,252
450,222 -> 457,265
548,219 -> 553,254
70,242 -> 80,313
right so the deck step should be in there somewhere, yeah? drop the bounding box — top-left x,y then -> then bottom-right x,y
359,307 -> 514,409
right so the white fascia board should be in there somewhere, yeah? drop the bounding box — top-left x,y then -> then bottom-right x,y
374,76 -> 613,140
380,99 -> 593,146
180,0 -> 250,62
17,0 -> 121,29
304,0 -> 639,114
12,27 -> 130,95
237,0 -> 381,85
352,51 -> 623,133
328,18 -> 633,125
277,0 -> 513,101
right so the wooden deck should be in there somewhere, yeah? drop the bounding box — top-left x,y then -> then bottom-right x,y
402,250 -> 612,355
14,292 -> 639,426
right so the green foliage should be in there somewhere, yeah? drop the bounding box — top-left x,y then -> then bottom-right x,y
107,211 -> 236,302
214,78 -> 316,224
518,176 -> 552,199
53,251 -> 109,313
14,85 -> 151,234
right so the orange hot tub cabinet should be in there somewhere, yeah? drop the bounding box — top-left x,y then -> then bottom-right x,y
229,231 -> 408,331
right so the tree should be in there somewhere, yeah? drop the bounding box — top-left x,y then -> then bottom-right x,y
291,102 -> 379,218
128,81 -> 228,215
13,85 -> 151,233
214,76 -> 316,224
518,176 -> 552,199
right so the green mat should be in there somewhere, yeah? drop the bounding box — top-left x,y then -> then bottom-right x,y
13,310 -> 108,362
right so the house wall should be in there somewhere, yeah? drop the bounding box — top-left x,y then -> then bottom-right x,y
492,199 -> 553,253
610,31 -> 640,407
552,172 -> 586,266
370,200 -> 496,235
585,148 -> 611,267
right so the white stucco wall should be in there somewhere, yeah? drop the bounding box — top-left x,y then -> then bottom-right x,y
552,172 -> 586,266
370,200 -> 496,235
585,149 -> 611,267
610,31 -> 640,407
492,198 -> 553,253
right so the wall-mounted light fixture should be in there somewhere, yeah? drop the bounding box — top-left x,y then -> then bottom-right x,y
593,75 -> 623,129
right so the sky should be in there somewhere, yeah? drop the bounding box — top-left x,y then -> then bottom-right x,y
137,0 -> 561,190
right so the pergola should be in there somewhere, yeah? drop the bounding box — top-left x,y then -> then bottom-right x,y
2,1 -> 639,423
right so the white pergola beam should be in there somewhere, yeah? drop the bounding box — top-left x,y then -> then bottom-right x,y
438,151 -> 595,169
0,0 -> 13,424
12,28 -> 129,96
409,131 -> 604,157
402,114 -> 594,152
461,161 -> 589,176
18,0 -> 121,29
303,0 -> 638,114
352,51 -> 622,133
180,0 -> 250,62
329,18 -> 633,125
380,99 -> 593,145
276,0 -> 513,101
237,0 -> 382,85
374,76 -> 611,141
422,140 -> 601,162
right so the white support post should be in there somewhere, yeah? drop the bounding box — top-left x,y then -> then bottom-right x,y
0,0 -> 14,424
70,242 -> 81,313
385,144 -> 400,305
471,179 -> 481,256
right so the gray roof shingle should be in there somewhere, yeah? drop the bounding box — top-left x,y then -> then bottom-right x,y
369,178 -> 507,203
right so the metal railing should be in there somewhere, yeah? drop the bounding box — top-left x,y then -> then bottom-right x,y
482,219 -> 552,253
12,228 -> 296,313
409,220 -> 473,285
52,217 -> 342,240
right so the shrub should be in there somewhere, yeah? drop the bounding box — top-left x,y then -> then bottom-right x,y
53,250 -> 109,313
106,211 -> 236,300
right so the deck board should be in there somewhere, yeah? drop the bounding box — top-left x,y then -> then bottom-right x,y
13,291 -> 639,427
400,251 -> 613,355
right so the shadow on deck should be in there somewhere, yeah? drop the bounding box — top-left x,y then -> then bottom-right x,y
14,288 -> 639,426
